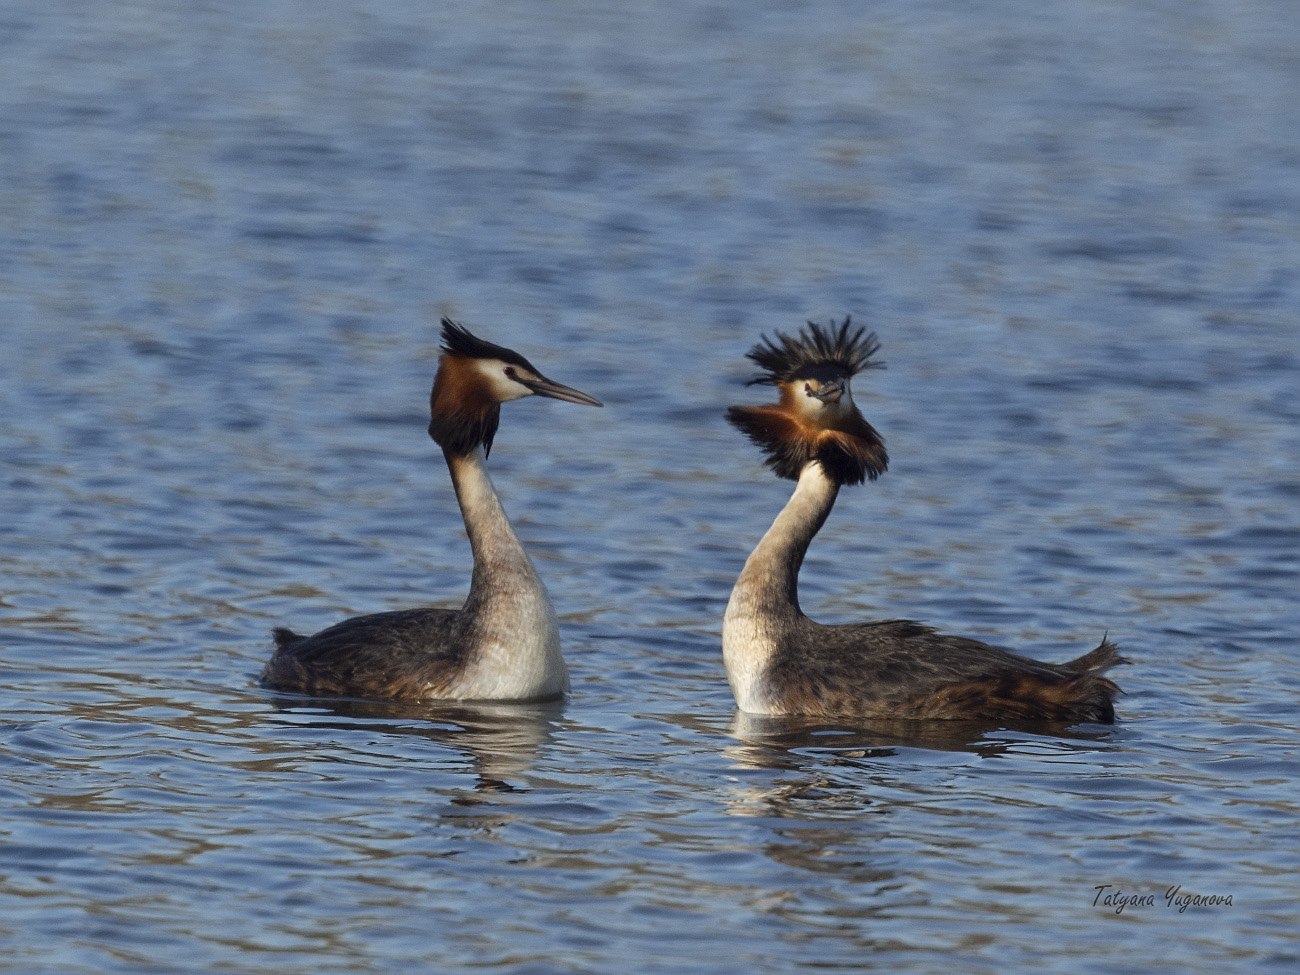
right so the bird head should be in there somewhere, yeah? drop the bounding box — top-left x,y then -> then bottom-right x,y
726,317 -> 888,485
429,318 -> 602,455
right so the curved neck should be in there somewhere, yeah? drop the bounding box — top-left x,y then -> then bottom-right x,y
444,448 -> 539,600
440,447 -> 565,700
734,463 -> 839,616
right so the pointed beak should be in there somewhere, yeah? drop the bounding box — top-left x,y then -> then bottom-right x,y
522,375 -> 603,407
812,379 -> 846,404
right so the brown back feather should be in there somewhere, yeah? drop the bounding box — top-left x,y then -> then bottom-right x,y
911,672 -> 1119,723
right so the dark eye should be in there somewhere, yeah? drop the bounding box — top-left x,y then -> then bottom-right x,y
504,366 -> 518,379
804,383 -> 815,396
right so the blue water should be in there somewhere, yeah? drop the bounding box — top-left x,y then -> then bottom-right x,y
2,1 -> 1298,972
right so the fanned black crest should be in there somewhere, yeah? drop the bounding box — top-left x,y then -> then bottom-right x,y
744,317 -> 883,386
440,318 -> 535,371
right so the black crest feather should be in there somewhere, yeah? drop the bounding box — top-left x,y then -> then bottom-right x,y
744,316 -> 883,386
440,318 -> 535,371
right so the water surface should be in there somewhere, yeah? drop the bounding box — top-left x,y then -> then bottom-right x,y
2,1 -> 1297,972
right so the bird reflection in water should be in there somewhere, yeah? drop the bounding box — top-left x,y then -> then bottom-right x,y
265,693 -> 562,795
728,710 -> 1119,767
722,710 -> 1119,819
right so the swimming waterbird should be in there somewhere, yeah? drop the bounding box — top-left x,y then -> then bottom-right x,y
262,319 -> 602,702
723,318 -> 1123,722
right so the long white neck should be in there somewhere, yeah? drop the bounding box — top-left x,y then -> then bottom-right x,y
444,447 -> 567,699
722,463 -> 839,710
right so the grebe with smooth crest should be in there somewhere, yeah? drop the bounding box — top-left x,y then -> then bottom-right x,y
261,319 -> 602,702
723,318 -> 1123,723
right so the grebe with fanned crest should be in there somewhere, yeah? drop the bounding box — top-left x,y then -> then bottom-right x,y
723,318 -> 1123,723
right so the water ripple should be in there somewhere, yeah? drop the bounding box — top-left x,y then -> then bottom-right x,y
2,1 -> 1298,973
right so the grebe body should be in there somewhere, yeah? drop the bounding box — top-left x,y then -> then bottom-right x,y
262,319 -> 601,703
723,319 -> 1123,723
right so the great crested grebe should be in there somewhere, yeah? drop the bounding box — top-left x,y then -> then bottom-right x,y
261,318 -> 602,702
723,318 -> 1123,723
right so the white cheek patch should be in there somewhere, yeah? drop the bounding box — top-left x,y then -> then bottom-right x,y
793,391 -> 823,420
473,359 -> 533,401
793,385 -> 855,423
